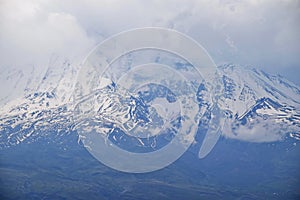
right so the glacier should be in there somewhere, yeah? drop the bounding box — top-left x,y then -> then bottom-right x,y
0,59 -> 299,150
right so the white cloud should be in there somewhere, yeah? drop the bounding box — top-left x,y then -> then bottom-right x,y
0,0 -> 94,68
0,0 -> 299,83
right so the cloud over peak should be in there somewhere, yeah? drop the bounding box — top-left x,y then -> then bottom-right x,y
0,0 -> 299,83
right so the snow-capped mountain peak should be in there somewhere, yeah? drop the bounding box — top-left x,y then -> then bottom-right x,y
0,63 -> 299,148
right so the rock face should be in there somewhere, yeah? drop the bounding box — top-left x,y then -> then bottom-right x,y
0,62 -> 299,149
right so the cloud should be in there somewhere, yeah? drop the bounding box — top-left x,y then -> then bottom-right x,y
0,0 -> 299,83
0,0 -> 94,68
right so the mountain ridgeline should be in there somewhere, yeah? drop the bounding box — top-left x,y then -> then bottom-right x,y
0,62 -> 299,149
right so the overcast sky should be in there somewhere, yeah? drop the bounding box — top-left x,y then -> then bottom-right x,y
0,0 -> 299,84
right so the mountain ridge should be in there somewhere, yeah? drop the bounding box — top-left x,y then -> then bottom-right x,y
0,63 -> 299,148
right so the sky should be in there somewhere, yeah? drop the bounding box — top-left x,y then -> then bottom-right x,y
0,0 -> 299,84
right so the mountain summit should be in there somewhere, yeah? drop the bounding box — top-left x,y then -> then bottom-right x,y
0,63 -> 299,149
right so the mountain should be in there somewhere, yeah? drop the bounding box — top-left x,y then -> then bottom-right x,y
208,64 -> 300,143
0,56 -> 77,148
0,63 -> 299,150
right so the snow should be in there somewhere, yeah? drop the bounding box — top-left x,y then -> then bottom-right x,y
0,63 -> 300,148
